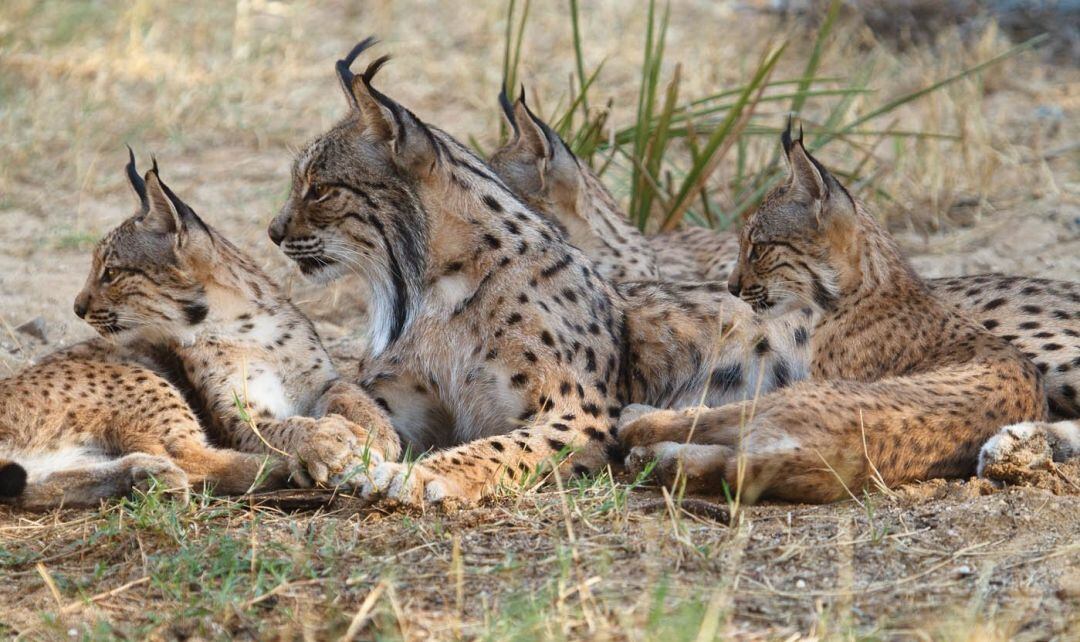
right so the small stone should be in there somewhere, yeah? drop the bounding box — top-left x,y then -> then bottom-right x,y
15,317 -> 48,343
795,579 -> 806,589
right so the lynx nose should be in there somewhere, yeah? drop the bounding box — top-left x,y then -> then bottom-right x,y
728,280 -> 742,297
268,219 -> 285,246
74,295 -> 90,319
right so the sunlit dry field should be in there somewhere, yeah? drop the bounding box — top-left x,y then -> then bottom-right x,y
1,1 -> 1078,639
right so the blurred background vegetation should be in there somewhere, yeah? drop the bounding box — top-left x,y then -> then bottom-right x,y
1,0 -> 1075,234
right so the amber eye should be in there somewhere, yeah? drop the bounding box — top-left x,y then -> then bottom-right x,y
307,182 -> 328,201
100,267 -> 118,284
747,244 -> 759,262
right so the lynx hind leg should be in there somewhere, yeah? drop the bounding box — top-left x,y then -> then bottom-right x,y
619,404 -> 853,504
618,402 -> 752,449
170,442 -> 293,495
978,420 -> 1080,480
14,453 -> 190,511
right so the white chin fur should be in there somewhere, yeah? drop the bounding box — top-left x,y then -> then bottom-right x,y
132,323 -> 196,347
760,294 -> 802,319
304,262 -> 346,284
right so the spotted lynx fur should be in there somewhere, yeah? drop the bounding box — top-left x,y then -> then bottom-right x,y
268,39 -> 816,506
0,155 -> 395,509
489,95 -> 1079,419
618,126 -> 1047,502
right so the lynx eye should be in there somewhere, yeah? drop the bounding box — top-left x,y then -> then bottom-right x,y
747,244 -> 759,262
100,267 -> 118,284
306,182 -> 330,201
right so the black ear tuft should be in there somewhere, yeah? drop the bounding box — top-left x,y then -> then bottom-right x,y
126,145 -> 148,210
781,115 -> 795,154
336,36 -> 379,93
362,54 -> 391,84
499,84 -> 518,134
359,55 -> 401,116
0,461 -> 27,498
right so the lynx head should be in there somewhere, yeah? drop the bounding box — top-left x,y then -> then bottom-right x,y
269,37 -> 434,353
74,151 -> 216,339
728,122 -> 861,316
489,90 -> 591,226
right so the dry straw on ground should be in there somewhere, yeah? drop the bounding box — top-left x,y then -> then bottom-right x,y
1,1 -> 1078,639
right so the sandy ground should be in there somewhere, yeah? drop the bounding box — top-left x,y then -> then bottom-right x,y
1,1 -> 1078,638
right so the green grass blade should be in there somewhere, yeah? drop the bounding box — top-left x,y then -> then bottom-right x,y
554,59 -> 606,138
790,0 -> 842,116
569,0 -> 590,119
660,41 -> 787,231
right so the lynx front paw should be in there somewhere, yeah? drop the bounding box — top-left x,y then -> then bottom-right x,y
358,462 -> 472,508
290,416 -> 373,486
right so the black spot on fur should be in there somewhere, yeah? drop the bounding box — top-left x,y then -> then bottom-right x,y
710,364 -> 743,392
794,326 -> 809,346
772,360 -> 791,388
183,302 -> 209,325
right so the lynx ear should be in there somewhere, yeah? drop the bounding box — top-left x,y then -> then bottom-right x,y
781,119 -> 827,204
511,93 -> 552,164
336,40 -> 437,175
140,162 -> 209,248
348,56 -> 396,142
141,163 -> 184,240
512,93 -> 582,185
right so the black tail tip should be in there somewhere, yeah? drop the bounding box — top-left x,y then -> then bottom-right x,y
0,462 -> 27,498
